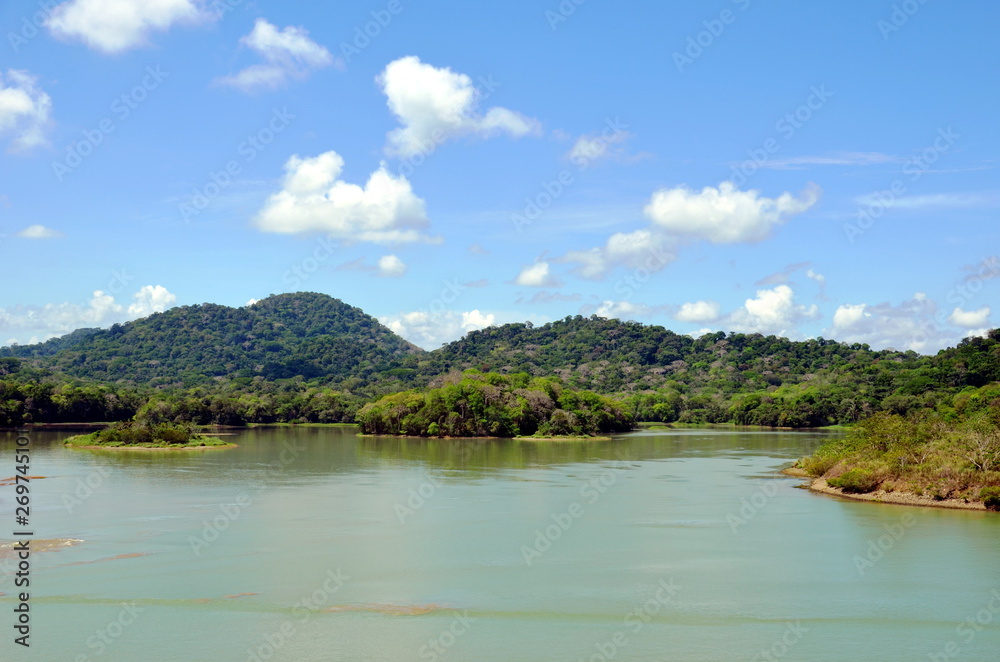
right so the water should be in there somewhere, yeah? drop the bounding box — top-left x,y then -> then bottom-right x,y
1,426 -> 998,661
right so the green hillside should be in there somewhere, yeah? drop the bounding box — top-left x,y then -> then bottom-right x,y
3,292 -> 421,386
1,293 -> 999,432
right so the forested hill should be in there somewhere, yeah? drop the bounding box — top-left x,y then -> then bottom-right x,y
418,317 -> 912,392
2,292 -> 1000,428
2,292 -> 421,386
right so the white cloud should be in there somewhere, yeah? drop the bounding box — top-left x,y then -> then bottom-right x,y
762,152 -> 901,170
514,261 -> 561,287
566,130 -> 632,168
127,284 -> 176,317
948,306 -> 991,329
377,56 -> 540,158
644,181 -> 820,244
856,192 -> 1000,211
377,254 -> 407,277
594,300 -> 652,320
254,150 -> 433,244
215,19 -> 337,92
45,0 -> 210,53
382,309 -> 497,350
727,285 -> 818,337
0,285 -> 176,346
0,70 -> 52,152
563,182 -> 817,280
563,230 -> 676,280
675,300 -> 720,323
827,293 -> 963,352
16,224 -> 62,239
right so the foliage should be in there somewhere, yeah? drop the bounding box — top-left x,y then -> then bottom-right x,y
356,370 -> 633,438
980,487 -> 1000,511
74,421 -> 204,447
827,468 -> 880,494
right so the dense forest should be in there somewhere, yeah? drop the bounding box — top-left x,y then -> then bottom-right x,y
2,293 -> 1000,436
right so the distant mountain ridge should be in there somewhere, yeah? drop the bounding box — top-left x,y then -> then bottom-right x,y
5,293 -> 999,408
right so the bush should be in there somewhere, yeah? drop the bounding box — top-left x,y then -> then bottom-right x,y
828,468 -> 880,494
980,487 -> 1000,511
800,453 -> 839,477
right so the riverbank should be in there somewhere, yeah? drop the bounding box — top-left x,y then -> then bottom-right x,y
782,467 -> 988,511
357,433 -> 612,442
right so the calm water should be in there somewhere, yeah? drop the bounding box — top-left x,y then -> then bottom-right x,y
1,427 -> 998,661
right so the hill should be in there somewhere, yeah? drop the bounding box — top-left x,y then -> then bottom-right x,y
2,293 -> 999,430
2,292 -> 421,387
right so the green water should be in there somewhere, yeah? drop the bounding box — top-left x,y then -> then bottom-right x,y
1,427 -> 998,661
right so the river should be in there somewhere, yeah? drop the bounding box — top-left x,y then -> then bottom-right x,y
1,427 -> 998,661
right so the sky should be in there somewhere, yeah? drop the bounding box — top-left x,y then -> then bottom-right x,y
0,0 -> 997,352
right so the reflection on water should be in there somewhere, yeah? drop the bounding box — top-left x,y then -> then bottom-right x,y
0,426 -> 998,662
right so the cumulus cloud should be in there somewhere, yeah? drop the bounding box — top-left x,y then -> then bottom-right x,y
16,224 -> 62,239
827,293 -> 975,353
644,181 -> 820,244
377,56 -> 540,158
727,285 -> 818,337
377,254 -> 407,277
382,309 -> 496,350
254,150 -> 434,244
215,19 -> 337,92
563,230 -> 676,280
127,284 -> 177,317
0,70 -> 52,152
948,306 -> 991,329
674,300 -> 721,324
592,300 -> 657,321
565,129 -> 634,168
45,0 -> 210,53
514,262 -> 561,287
0,285 -> 177,346
563,182 -> 817,279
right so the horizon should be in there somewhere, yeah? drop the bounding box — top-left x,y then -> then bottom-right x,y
1,1 -> 997,353
2,289 -> 990,355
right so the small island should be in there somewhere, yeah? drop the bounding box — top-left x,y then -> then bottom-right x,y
65,421 -> 235,450
356,370 -> 633,439
793,410 -> 1000,511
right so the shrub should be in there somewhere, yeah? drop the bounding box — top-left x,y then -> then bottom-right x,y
828,468 -> 880,494
800,453 -> 839,477
980,487 -> 1000,511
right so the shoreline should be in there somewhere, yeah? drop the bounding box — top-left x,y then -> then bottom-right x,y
66,443 -> 238,451
357,433 -> 614,442
781,468 -> 987,511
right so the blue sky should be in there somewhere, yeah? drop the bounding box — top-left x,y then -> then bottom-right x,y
0,0 -> 997,351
